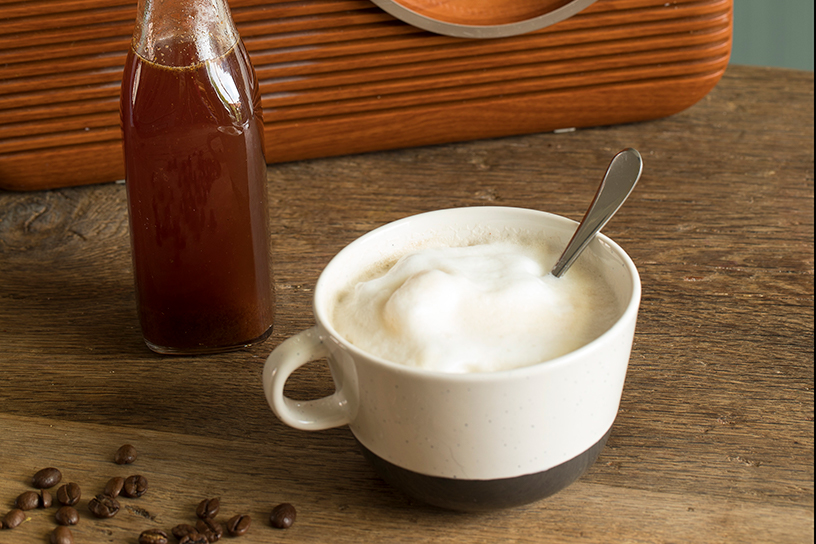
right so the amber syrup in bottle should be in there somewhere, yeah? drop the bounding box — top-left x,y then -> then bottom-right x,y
120,0 -> 274,354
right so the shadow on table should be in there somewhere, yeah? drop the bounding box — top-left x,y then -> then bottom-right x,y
0,247 -> 145,355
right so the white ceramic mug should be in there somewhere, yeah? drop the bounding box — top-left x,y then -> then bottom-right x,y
263,206 -> 640,510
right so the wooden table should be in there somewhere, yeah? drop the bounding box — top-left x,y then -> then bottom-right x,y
1,65 -> 813,543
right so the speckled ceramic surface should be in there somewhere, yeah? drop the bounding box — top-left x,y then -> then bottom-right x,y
263,207 -> 640,507
359,428 -> 612,511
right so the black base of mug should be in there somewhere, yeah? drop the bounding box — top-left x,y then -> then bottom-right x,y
358,427 -> 612,512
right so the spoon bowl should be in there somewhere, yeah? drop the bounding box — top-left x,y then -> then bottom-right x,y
551,148 -> 643,278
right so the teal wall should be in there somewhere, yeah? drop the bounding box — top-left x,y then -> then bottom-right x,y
730,0 -> 814,70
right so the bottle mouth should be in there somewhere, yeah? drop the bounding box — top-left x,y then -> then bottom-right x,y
131,0 -> 239,67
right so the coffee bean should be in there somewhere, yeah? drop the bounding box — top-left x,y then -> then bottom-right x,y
39,490 -> 53,508
226,514 -> 251,536
32,467 -> 63,489
114,444 -> 138,465
195,497 -> 220,520
178,532 -> 208,544
2,508 -> 26,529
138,528 -> 169,544
88,493 -> 120,518
15,490 -> 39,510
57,482 -> 82,506
196,517 -> 223,542
104,476 -> 125,498
172,523 -> 198,540
122,475 -> 148,498
50,525 -> 74,544
55,505 -> 80,526
269,503 -> 296,529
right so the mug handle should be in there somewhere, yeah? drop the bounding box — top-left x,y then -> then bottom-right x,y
263,327 -> 351,431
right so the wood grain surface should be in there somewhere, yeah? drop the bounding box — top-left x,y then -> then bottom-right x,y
0,0 -> 732,190
0,65 -> 813,543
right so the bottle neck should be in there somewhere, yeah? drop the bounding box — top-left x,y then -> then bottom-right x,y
131,0 -> 239,67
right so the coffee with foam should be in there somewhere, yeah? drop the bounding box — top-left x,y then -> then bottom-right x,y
331,233 -> 622,373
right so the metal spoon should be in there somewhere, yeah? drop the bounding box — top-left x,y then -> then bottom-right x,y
550,148 -> 643,278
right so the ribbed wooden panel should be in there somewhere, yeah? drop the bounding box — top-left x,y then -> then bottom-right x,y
0,0 -> 731,190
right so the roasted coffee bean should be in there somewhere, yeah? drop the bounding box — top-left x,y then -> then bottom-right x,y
104,476 -> 125,498
196,517 -> 223,542
39,490 -> 53,508
114,444 -> 138,465
195,497 -> 220,519
57,482 -> 82,506
2,508 -> 26,529
138,528 -> 169,544
15,490 -> 39,510
122,475 -> 148,498
88,493 -> 119,518
178,532 -> 208,544
269,503 -> 296,529
32,467 -> 63,489
50,525 -> 74,544
226,514 -> 251,536
172,523 -> 198,540
55,505 -> 80,526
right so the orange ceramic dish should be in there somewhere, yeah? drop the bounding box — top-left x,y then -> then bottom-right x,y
370,0 -> 597,37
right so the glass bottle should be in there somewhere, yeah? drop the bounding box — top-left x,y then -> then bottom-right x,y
120,0 -> 275,354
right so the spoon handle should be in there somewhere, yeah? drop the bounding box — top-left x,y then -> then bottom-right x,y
551,148 -> 643,278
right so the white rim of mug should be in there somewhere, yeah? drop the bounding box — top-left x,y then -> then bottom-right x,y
368,0 -> 598,39
314,206 -> 641,383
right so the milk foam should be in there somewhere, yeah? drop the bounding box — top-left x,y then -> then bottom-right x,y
331,238 -> 619,373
